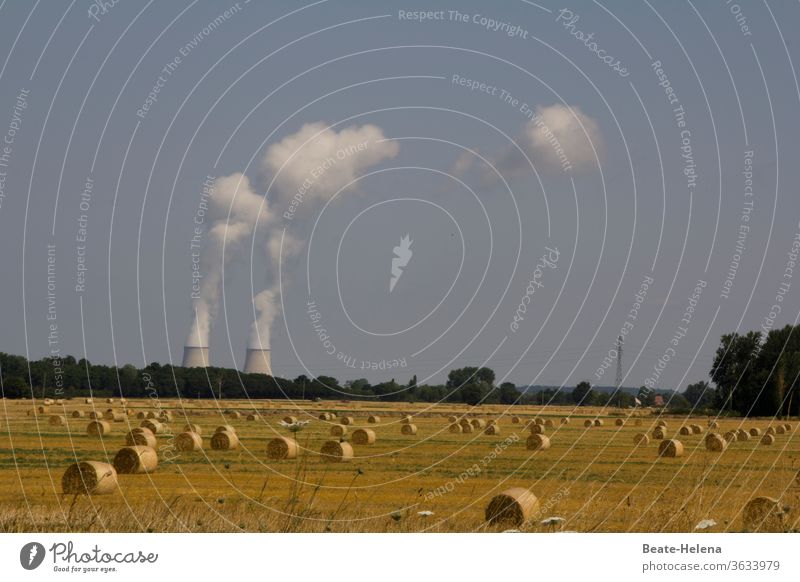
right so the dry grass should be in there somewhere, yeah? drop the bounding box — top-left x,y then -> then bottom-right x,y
0,399 -> 798,533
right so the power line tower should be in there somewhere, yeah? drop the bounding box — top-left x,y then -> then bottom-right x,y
615,335 -> 624,407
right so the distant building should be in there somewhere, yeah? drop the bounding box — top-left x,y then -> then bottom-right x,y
654,394 -> 664,407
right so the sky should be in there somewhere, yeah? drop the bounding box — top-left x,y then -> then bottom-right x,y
0,0 -> 799,393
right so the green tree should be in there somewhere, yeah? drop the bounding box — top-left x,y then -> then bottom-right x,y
710,331 -> 761,412
684,381 -> 715,409
1,375 -> 29,398
499,382 -> 518,404
572,381 -> 594,405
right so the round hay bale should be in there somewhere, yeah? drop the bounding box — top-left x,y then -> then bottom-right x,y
84,398 -> 93,404
106,398 -> 114,404
484,424 -> 500,435
765,426 -> 775,435
634,419 -> 643,426
89,411 -> 102,420
400,415 -> 413,424
679,426 -> 692,436
784,423 -> 793,431
282,415 -> 298,424
49,415 -> 66,426
487,419 -> 497,427
214,425 -> 236,434
210,430 -> 239,450
87,420 -> 111,436
776,425 -> 786,435
227,411 -> 242,420
593,419 -> 604,427
146,411 -> 157,419
459,418 -> 471,428
656,420 -> 668,428
140,419 -> 164,434
633,433 -> 650,446
511,416 -> 521,424
110,413 -> 125,422
119,398 -> 127,405
267,437 -> 299,460
340,416 -> 355,426
36,405 -> 49,414
113,445 -> 158,474
448,423 -> 462,433
534,418 -> 545,426
544,419 -> 555,428
652,427 -> 667,440
749,427 -> 762,437
136,411 -> 146,419
246,413 -> 258,421
401,423 -> 418,435
44,398 -> 54,405
526,434 -> 551,450
723,431 -> 737,442
158,411 -> 173,421
705,433 -> 727,452
761,434 -> 775,445
560,417 -> 570,424
183,423 -> 202,435
462,423 -> 474,434
485,488 -> 539,527
737,429 -> 750,441
330,425 -> 348,437
583,419 -> 593,428
615,418 -> 625,427
690,424 -> 704,435
368,415 -> 381,424
125,430 -> 157,448
55,399 -> 63,405
529,424 -> 546,435
447,415 -> 458,423
71,410 -> 85,418
175,431 -> 203,452
470,419 -> 486,429
742,497 -> 785,532
658,439 -> 684,458
352,428 -> 376,445
318,412 -> 332,421
708,421 -> 719,429
320,440 -> 353,462
62,461 -> 117,495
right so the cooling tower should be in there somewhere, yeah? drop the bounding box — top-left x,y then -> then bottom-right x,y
182,346 -> 209,368
243,348 -> 272,375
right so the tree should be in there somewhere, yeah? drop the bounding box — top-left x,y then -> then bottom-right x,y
710,331 -> 761,412
684,381 -> 714,409
572,381 -> 594,405
1,375 -> 29,399
499,382 -> 518,404
666,391 -> 692,411
637,385 -> 654,406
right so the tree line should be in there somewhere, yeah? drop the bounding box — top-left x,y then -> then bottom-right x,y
1,324 -> 798,416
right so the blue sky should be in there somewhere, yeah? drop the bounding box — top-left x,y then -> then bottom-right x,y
0,0 -> 798,392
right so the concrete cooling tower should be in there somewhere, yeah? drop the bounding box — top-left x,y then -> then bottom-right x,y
243,348 -> 272,375
182,346 -> 209,368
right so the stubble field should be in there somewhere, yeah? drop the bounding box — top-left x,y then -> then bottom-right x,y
1,398 -> 798,533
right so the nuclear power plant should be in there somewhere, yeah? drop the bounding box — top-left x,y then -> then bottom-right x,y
181,346 -> 209,368
243,348 -> 272,376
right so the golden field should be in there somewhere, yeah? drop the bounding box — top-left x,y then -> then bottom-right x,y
1,398 -> 798,533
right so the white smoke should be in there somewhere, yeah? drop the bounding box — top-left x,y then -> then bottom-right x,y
186,122 -> 398,354
249,122 -> 399,348
185,172 -> 265,347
